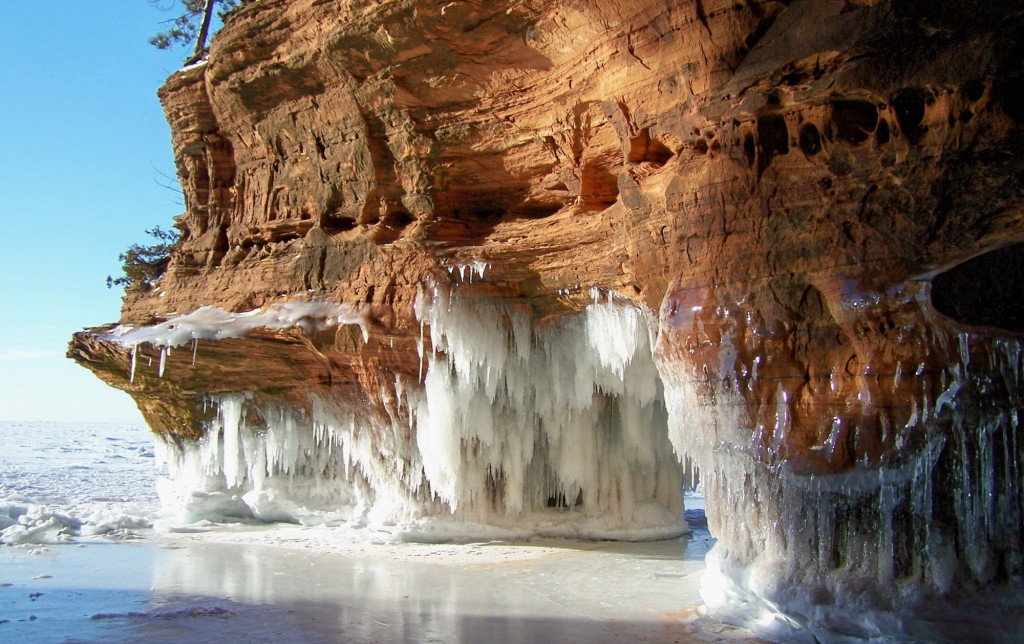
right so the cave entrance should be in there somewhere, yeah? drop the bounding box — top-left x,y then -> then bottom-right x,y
931,242 -> 1024,332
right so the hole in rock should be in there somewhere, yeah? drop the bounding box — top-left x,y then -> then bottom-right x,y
468,207 -> 505,223
580,164 -> 620,210
742,133 -> 756,168
892,88 -> 929,144
627,129 -> 675,166
798,123 -> 822,156
513,202 -> 563,219
756,113 -> 789,174
831,99 -> 878,145
382,210 -> 414,229
323,215 -> 357,232
997,35 -> 1024,123
781,71 -> 804,86
964,79 -> 986,104
876,119 -> 891,145
931,242 -> 1024,332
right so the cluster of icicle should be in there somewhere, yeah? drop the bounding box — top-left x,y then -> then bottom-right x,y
661,327 -> 1024,642
155,284 -> 686,541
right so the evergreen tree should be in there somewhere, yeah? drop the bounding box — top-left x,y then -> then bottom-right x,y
149,0 -> 245,65
107,227 -> 181,290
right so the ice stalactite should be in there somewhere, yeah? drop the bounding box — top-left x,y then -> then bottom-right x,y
155,393 -> 382,526
659,303 -> 1024,642
443,260 -> 489,284
155,287 -> 685,541
408,285 -> 683,538
129,345 -> 137,384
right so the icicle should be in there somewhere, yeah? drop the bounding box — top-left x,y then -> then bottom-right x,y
159,286 -> 687,540
473,261 -> 487,281
191,338 -> 198,365
158,347 -> 167,378
418,320 -> 426,383
129,345 -> 137,383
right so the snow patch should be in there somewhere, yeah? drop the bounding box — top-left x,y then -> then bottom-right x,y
107,302 -> 368,351
104,302 -> 368,382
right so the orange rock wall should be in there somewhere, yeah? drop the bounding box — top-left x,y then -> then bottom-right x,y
71,0 -> 1024,628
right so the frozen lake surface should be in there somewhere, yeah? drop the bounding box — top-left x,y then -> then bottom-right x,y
1,532 -> 738,644
0,422 -> 746,643
4,422 -> 1024,643
0,421 -> 158,544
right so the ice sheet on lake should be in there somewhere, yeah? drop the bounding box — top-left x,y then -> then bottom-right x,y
0,422 -> 159,545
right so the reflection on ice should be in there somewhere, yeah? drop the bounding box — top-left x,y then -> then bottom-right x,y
1,533 -> 731,644
145,536 -> 714,644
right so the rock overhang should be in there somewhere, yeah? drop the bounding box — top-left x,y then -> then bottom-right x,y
70,0 -> 1024,639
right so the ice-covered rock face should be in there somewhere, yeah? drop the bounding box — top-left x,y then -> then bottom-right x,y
68,0 -> 1024,639
151,288 -> 685,541
657,272 -> 1024,638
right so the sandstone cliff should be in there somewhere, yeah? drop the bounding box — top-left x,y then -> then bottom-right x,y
70,0 -> 1024,637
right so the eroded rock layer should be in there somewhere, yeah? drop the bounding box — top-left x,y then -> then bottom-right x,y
70,0 -> 1024,637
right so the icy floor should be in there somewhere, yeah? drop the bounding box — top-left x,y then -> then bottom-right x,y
0,527 -> 763,644
0,422 -> 158,544
5,423 -> 1024,642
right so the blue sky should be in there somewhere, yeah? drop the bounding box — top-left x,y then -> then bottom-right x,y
0,3 -> 204,422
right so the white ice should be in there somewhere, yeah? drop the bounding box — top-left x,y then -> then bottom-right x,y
0,421 -> 159,545
155,285 -> 686,541
106,301 -> 368,351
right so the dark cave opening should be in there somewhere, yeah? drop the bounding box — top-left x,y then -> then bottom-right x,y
931,242 -> 1024,332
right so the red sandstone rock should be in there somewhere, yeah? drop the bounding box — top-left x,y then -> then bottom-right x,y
69,0 -> 1024,633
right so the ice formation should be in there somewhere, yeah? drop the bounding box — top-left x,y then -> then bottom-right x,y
155,286 -> 685,540
659,314 -> 1024,640
442,259 -> 489,284
0,422 -> 159,545
100,278 -> 1024,639
105,302 -> 368,381
0,503 -> 152,545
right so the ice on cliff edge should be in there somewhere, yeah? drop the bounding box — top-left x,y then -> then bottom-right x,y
138,288 -> 686,541
97,281 -> 1024,642
660,316 -> 1024,640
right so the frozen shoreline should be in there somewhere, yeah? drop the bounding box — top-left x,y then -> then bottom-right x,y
2,422 -> 745,643
6,423 -> 1024,642
0,527 -> 760,644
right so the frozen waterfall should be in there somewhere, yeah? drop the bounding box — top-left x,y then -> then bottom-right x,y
154,287 -> 686,541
